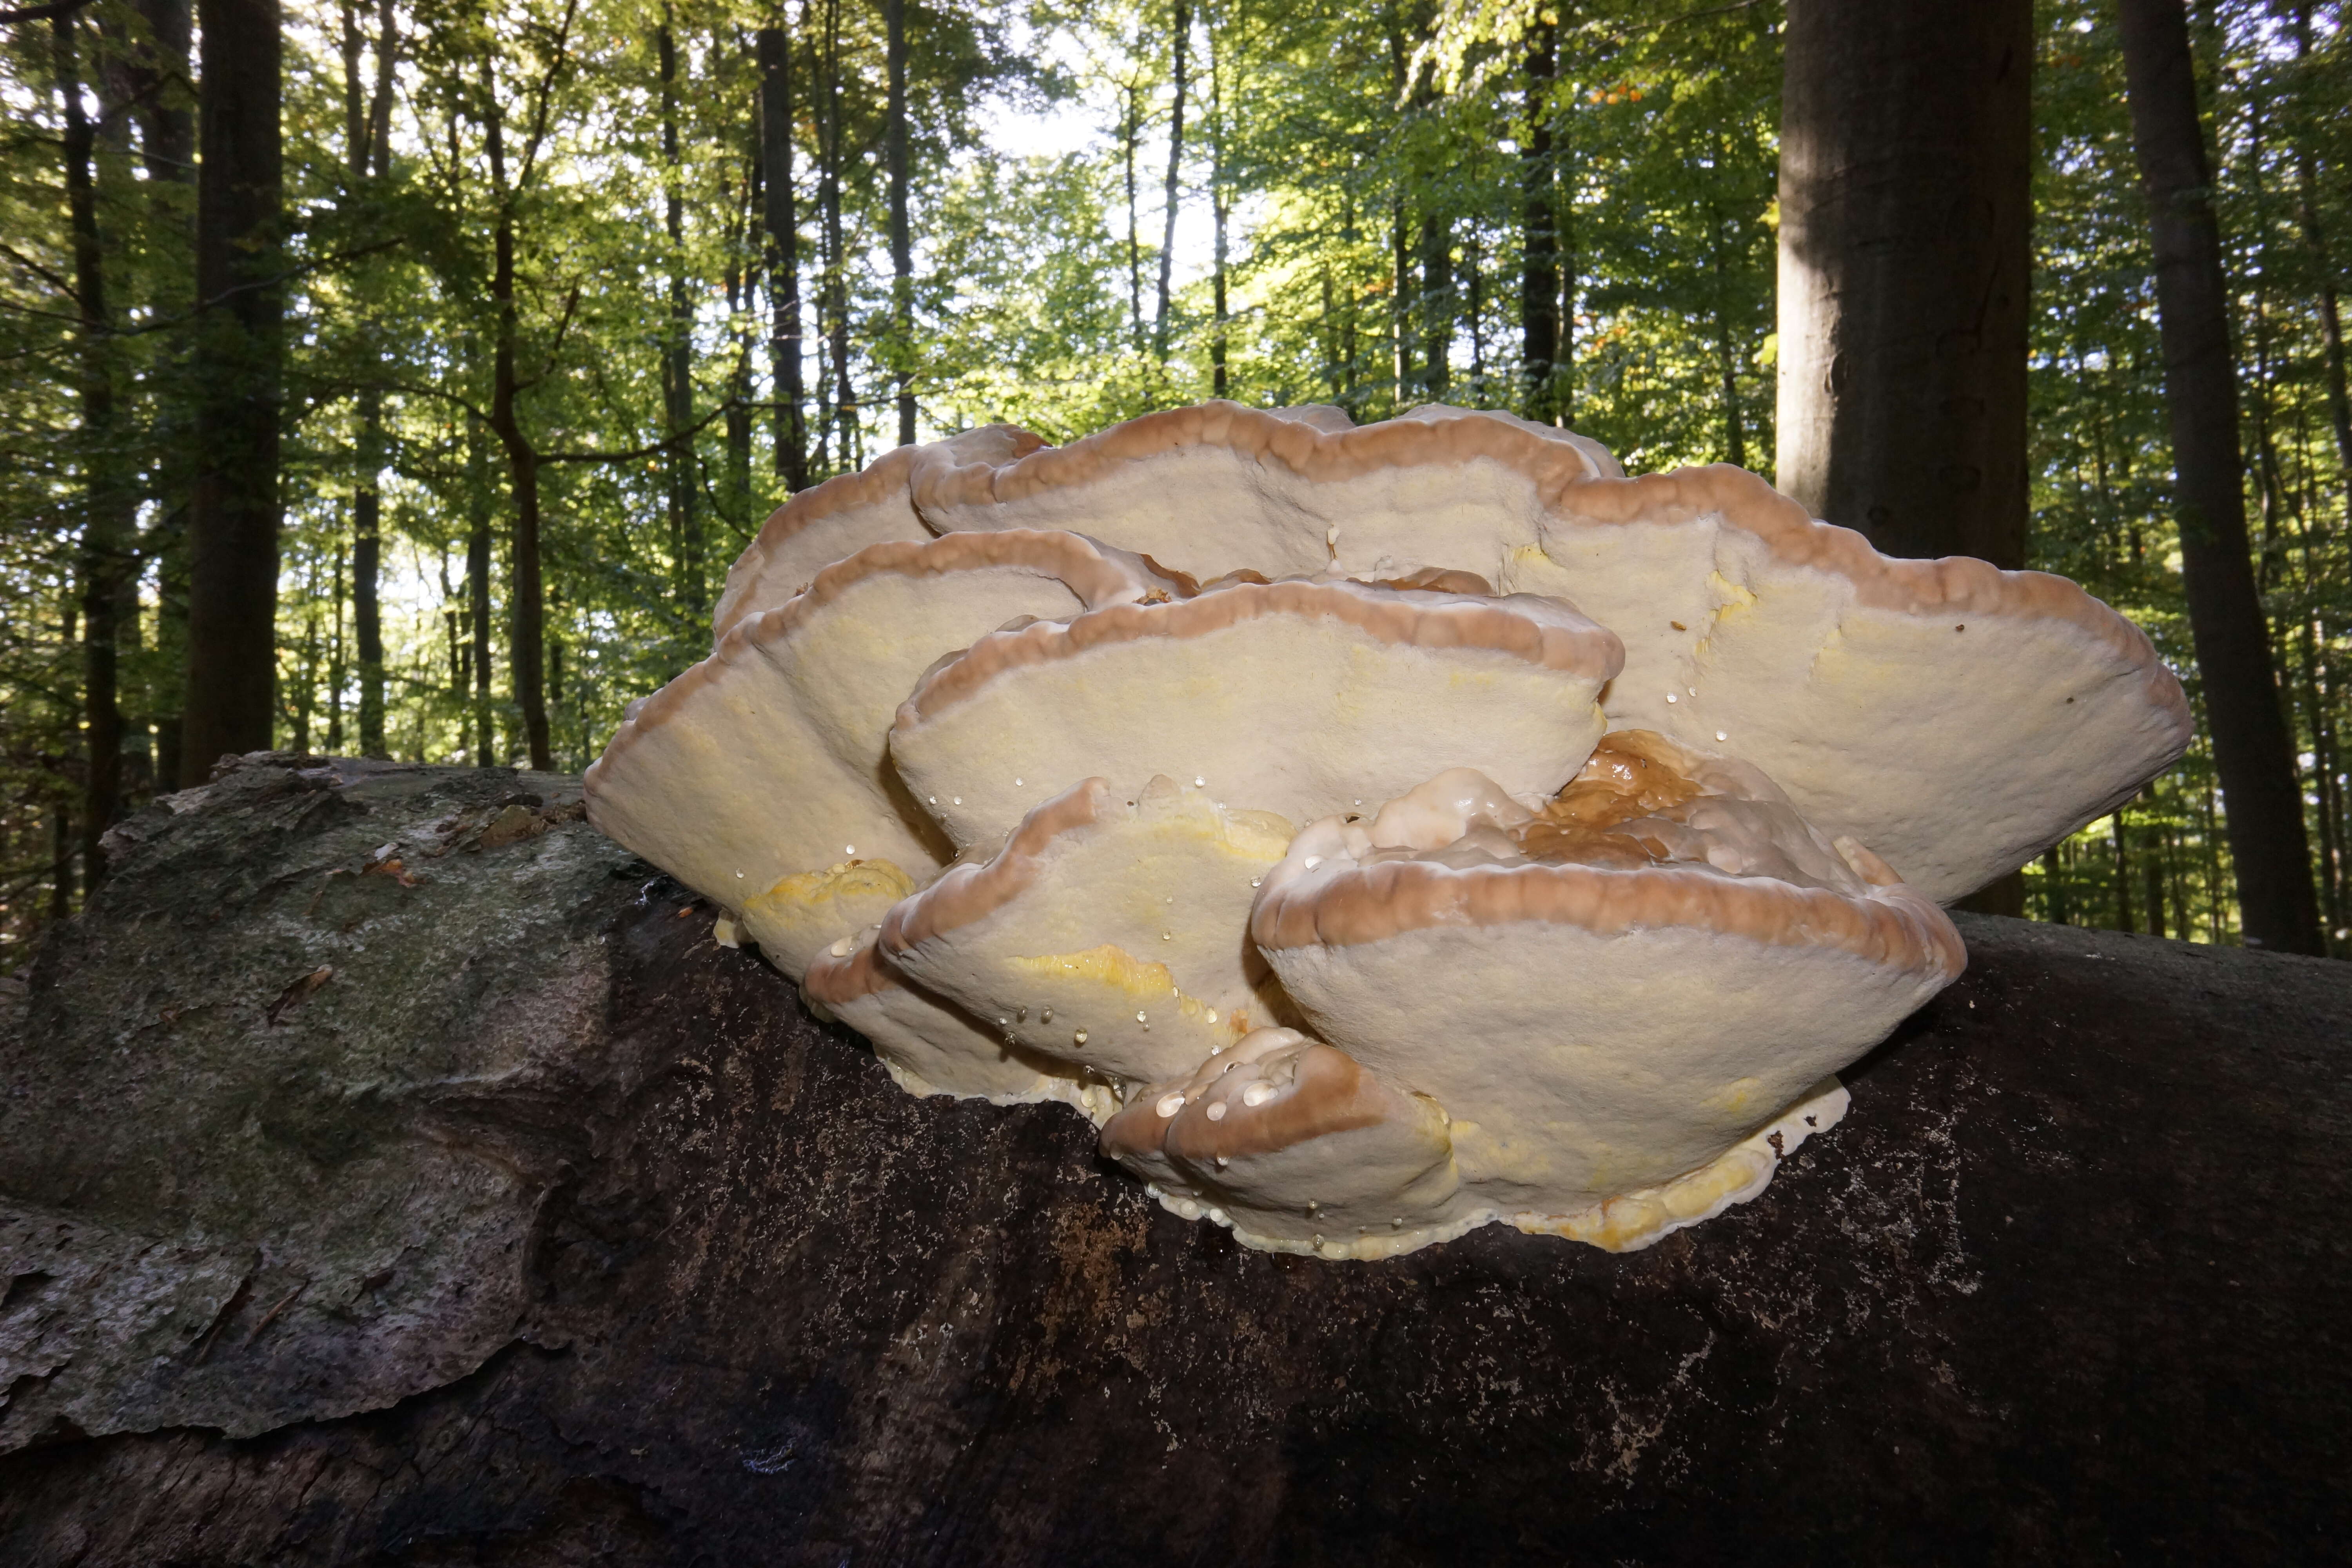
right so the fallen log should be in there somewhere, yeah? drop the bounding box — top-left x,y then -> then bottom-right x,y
1,751 -> 2346,1564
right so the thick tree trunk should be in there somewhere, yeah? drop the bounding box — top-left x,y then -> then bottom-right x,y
1155,0 -> 1188,361
886,0 -> 915,445
1520,19 -> 1559,424
1775,0 -> 2031,570
178,0 -> 283,784
1,753 -> 2347,1563
758,26 -> 806,491
2118,0 -> 2322,955
130,0 -> 193,790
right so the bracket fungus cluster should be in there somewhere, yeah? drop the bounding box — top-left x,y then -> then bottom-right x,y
586,399 -> 2191,1259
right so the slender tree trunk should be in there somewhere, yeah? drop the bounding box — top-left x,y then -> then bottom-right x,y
127,0 -> 193,790
821,0 -> 854,472
759,24 -> 806,490
341,0 -> 392,759
56,12 -> 133,882
466,417 -> 495,764
1207,6 -> 1227,399
1521,17 -> 1559,424
1775,0 -> 2031,568
1155,0 -> 1188,360
2118,0 -> 2322,955
658,11 -> 701,615
326,546 -> 344,753
2291,6 -> 2352,514
179,0 -> 283,784
2113,810 -> 2136,934
482,67 -> 550,771
1418,212 -> 1450,398
884,0 -> 915,444
1123,80 -> 1144,352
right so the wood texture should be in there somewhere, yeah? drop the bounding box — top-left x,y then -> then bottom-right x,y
3,753 -> 2347,1564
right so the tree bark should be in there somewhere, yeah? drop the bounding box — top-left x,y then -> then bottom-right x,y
758,25 -> 806,491
3,754 -> 2349,1561
1774,0 -> 2031,570
2118,0 -> 2323,955
1520,18 -> 1559,425
178,0 -> 283,784
1155,0 -> 1188,361
818,0 -> 854,474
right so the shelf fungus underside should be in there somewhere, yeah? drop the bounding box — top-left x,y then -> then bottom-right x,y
585,401 -> 2189,1258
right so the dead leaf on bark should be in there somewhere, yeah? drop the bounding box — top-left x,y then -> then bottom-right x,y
266,966 -> 334,1025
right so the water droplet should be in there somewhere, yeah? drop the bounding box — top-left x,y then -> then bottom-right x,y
1715,731 -> 1728,742
1303,856 -> 1323,871
1215,1154 -> 1230,1168
844,845 -> 855,856
1206,1102 -> 1228,1122
1160,931 -> 1172,942
952,796 -> 962,806
1041,1007 -> 1053,1024
1242,1081 -> 1275,1107
1665,693 -> 1677,704
1074,1029 -> 1089,1045
1014,777 -> 1024,786
1204,1009 -> 1218,1024
928,796 -> 936,804
1250,877 -> 1262,888
1136,1011 -> 1147,1022
1156,1092 -> 1184,1118
1194,775 -> 1206,787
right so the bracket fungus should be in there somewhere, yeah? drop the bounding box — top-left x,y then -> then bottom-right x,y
584,400 -> 2190,1260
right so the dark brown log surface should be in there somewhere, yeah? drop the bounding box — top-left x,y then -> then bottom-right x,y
2,754 -> 2347,1565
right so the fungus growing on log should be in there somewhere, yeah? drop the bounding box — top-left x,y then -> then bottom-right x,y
585,529 -> 1185,975
1250,735 -> 1964,1251
585,400 -> 2185,1259
879,775 -> 1295,1085
888,574 -> 1623,850
907,405 -> 2190,901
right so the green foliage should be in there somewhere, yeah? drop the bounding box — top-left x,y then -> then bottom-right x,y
3,0 -> 2351,964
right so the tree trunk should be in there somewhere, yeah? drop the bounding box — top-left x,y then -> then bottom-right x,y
884,0 -> 915,445
1155,0 -> 1188,361
1123,80 -> 1144,352
1520,17 -> 1559,425
466,418 -> 495,764
1208,7 -> 1227,399
341,0 -> 393,760
1775,0 -> 2031,570
179,0 -> 283,784
819,0 -> 854,474
2291,5 -> 2352,514
55,11 -> 133,883
4,754 -> 2350,1561
1418,211 -> 1450,398
2113,809 -> 2135,935
2117,0 -> 2322,955
482,67 -> 551,771
658,11 -> 701,615
758,25 -> 806,491
130,0 -> 193,790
